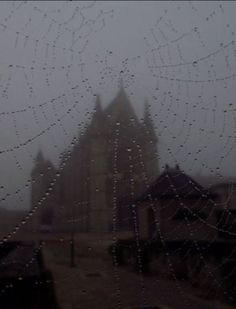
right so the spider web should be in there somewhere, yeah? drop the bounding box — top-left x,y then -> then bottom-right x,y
0,1 -> 236,308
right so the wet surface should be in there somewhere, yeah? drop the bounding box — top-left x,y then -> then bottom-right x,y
42,235 -> 233,309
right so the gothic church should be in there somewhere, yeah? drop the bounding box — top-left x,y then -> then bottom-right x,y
31,85 -> 158,233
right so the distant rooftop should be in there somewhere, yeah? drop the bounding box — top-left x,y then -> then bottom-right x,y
136,164 -> 214,202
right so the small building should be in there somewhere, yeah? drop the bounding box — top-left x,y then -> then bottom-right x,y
135,164 -> 218,241
210,182 -> 236,239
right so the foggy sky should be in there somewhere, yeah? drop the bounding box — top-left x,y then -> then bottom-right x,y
0,1 -> 236,210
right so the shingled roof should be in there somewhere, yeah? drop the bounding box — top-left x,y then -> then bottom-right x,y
136,164 -> 214,202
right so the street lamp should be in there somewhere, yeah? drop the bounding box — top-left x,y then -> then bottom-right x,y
70,201 -> 76,268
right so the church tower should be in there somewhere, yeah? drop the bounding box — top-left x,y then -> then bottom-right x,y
103,85 -> 154,230
30,150 -> 45,231
30,150 -> 56,231
87,96 -> 110,232
30,86 -> 159,233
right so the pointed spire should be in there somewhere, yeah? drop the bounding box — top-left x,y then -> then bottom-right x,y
144,99 -> 151,122
118,77 -> 124,90
88,94 -> 107,137
115,77 -> 126,100
94,95 -> 102,114
117,78 -> 134,109
92,95 -> 103,120
31,149 -> 45,176
36,149 -> 44,163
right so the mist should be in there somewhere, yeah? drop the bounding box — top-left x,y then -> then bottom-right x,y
0,1 -> 235,211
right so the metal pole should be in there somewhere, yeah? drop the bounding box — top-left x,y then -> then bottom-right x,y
70,151 -> 77,268
70,234 -> 75,267
70,201 -> 76,268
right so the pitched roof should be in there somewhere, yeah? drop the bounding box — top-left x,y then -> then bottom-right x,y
136,164 -> 214,202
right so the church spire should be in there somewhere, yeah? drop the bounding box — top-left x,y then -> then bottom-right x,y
116,77 -> 126,98
143,99 -> 157,143
31,149 -> 45,177
118,77 -> 124,90
35,149 -> 44,163
94,95 -> 102,114
92,95 -> 103,122
89,94 -> 107,137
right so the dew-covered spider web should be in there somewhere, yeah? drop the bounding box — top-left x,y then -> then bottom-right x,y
0,1 -> 236,308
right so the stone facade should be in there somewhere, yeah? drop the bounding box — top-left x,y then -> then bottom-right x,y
31,86 -> 158,233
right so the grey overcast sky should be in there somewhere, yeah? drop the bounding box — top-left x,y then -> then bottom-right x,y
0,1 -> 236,210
